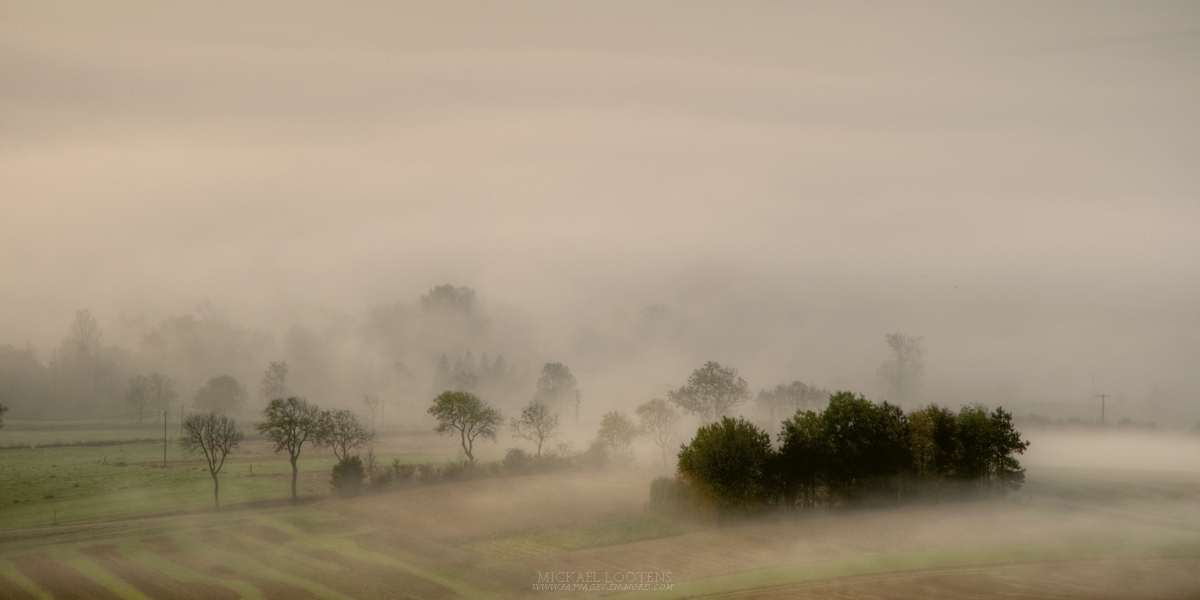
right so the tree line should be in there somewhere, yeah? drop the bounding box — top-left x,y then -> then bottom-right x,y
667,391 -> 1029,515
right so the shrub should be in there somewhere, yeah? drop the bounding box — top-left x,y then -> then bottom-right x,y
503,447 -> 533,473
416,462 -> 437,482
331,455 -> 365,495
392,459 -> 416,483
441,460 -> 465,481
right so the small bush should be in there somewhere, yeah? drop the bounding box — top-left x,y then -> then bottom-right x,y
369,467 -> 395,490
416,463 -> 437,482
331,455 -> 366,496
441,461 -> 466,481
504,447 -> 533,473
392,460 -> 416,483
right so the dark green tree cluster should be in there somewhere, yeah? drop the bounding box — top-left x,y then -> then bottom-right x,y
675,391 -> 1030,514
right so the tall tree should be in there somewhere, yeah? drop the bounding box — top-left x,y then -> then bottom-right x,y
668,361 -> 750,422
595,411 -> 639,464
0,402 -> 7,429
677,417 -> 776,513
194,375 -> 246,413
181,411 -> 243,509
146,372 -> 178,423
258,361 -> 289,402
361,394 -> 382,432
777,410 -> 827,509
510,400 -> 558,456
956,404 -> 1029,495
420,284 -> 477,313
757,381 -> 826,423
876,332 -> 925,405
50,309 -> 125,416
821,391 -> 910,504
908,404 -> 960,481
0,345 -> 52,418
428,391 -> 502,463
316,409 -> 375,462
636,398 -> 681,469
534,362 -> 578,413
126,375 -> 150,424
256,397 -> 322,499
67,308 -> 104,356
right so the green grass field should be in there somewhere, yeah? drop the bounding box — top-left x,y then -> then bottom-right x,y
3,429 -> 1200,599
0,439 -> 341,529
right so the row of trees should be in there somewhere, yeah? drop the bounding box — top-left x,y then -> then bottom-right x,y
127,361 -> 291,422
676,392 -> 1029,514
181,396 -> 375,508
426,389 -> 685,468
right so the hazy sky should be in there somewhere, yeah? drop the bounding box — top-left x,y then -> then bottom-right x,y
3,2 -> 1198,418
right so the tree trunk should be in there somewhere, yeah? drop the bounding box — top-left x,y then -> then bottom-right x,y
290,455 -> 299,500
461,430 -> 472,463
212,472 -> 220,509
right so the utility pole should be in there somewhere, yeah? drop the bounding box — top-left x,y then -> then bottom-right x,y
1095,394 -> 1110,425
575,390 -> 581,425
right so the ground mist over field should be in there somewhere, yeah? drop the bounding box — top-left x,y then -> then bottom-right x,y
2,3 -> 1199,432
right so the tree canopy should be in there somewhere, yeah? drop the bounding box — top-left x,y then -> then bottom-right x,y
877,332 -> 925,405
668,361 -> 750,421
677,416 -> 776,513
316,408 -> 375,462
256,397 -> 321,499
595,411 -> 638,464
428,390 -> 502,463
672,392 -> 1031,513
510,400 -> 558,456
534,362 -> 578,411
181,411 -> 243,509
194,375 -> 246,413
258,360 -> 289,402
636,398 -> 681,469
757,381 -> 826,423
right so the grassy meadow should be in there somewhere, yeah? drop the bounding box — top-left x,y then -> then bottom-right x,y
3,427 -> 1200,598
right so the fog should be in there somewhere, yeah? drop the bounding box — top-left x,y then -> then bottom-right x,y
2,2 -> 1199,425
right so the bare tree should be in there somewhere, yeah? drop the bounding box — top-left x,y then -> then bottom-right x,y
635,398 -> 681,469
68,308 -> 104,356
428,391 -> 502,464
876,332 -> 925,405
259,361 -> 289,402
316,409 -> 375,462
256,397 -> 321,499
181,411 -> 243,509
147,372 -> 178,422
510,400 -> 558,456
668,361 -> 751,422
127,372 -> 179,425
361,394 -> 382,432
